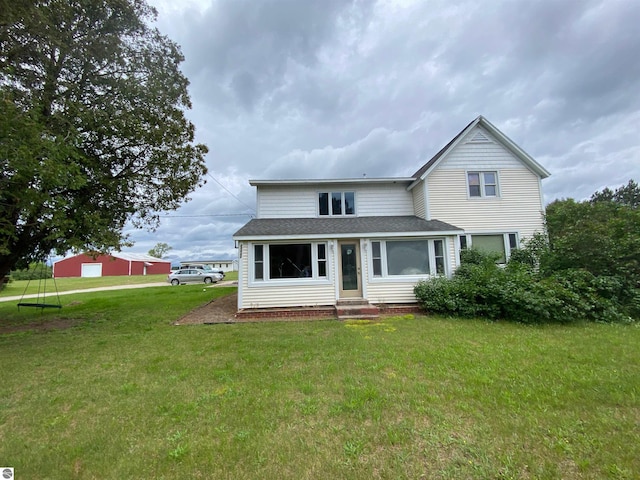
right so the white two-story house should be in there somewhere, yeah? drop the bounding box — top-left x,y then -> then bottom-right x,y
233,116 -> 550,317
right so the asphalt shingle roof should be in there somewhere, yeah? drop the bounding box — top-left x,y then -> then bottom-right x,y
233,216 -> 462,238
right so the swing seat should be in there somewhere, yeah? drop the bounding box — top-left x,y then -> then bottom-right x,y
17,302 -> 62,309
16,257 -> 63,310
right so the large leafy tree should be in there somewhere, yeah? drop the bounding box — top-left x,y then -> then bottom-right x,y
0,0 -> 208,278
545,181 -> 640,288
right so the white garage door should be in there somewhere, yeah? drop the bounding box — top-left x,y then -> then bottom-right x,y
81,263 -> 103,278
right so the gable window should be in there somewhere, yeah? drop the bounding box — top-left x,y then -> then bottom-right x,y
468,172 -> 498,197
319,191 -> 355,216
252,243 -> 328,281
370,239 -> 446,277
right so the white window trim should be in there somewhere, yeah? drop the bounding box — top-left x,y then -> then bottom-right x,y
368,238 -> 448,282
461,232 -> 519,263
249,241 -> 332,286
317,191 -> 356,217
466,170 -> 500,199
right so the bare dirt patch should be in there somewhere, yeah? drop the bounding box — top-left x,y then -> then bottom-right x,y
174,292 -> 238,325
0,317 -> 82,334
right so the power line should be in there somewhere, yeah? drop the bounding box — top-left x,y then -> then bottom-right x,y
207,172 -> 255,213
162,213 -> 254,218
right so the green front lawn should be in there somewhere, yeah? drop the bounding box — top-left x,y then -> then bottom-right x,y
0,274 -> 169,297
1,271 -> 238,298
0,287 -> 638,479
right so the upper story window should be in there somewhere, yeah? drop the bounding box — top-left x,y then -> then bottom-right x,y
467,171 -> 498,198
319,191 -> 355,216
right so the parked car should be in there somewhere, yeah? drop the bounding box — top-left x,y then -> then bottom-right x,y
167,269 -> 223,286
180,264 -> 226,278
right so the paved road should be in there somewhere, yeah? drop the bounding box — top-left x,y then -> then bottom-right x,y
0,280 -> 237,303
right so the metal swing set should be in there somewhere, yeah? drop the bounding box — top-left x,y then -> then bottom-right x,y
16,258 -> 62,310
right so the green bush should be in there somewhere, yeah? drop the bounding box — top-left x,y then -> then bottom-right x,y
414,249 -> 638,324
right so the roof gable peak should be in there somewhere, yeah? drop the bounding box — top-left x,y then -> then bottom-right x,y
410,116 -> 549,187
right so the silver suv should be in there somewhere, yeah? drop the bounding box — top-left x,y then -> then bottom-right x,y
167,269 -> 223,286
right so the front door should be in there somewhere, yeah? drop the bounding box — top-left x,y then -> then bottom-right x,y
338,240 -> 362,298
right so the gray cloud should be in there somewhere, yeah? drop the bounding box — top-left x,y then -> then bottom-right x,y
135,0 -> 640,261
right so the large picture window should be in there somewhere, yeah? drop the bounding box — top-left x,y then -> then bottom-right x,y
387,240 -> 429,275
319,191 -> 355,216
270,244 -> 312,278
252,243 -> 328,281
370,239 -> 446,277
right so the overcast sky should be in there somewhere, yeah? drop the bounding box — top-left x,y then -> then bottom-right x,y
125,0 -> 640,264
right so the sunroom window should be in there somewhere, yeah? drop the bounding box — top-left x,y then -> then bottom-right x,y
270,244 -> 312,278
387,240 -> 430,275
252,243 -> 328,281
371,239 -> 446,277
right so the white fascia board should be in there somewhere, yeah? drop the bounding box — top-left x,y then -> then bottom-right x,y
250,178 -> 415,187
233,230 -> 464,242
407,117 -> 482,191
476,117 -> 551,179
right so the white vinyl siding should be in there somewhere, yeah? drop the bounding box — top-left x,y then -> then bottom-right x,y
412,181 -> 426,218
438,127 -> 525,171
355,184 -> 414,216
256,182 -> 413,218
427,168 -> 544,239
241,281 -> 336,309
256,186 -> 317,218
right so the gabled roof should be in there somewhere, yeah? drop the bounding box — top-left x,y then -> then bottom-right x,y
55,252 -> 170,264
410,116 -> 550,189
111,252 -> 168,263
233,216 -> 462,240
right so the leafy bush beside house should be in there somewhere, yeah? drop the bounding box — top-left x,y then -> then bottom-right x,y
415,181 -> 640,324
415,248 -> 639,324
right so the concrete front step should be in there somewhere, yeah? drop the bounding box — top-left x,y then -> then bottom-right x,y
335,301 -> 380,320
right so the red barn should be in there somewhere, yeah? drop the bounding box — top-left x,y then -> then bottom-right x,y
53,252 -> 171,278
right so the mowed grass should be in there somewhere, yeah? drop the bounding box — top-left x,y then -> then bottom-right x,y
0,271 -> 239,297
0,287 -> 638,479
0,274 -> 168,297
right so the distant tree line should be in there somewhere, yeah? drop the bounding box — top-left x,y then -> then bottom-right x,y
415,180 -> 640,323
9,262 -> 53,281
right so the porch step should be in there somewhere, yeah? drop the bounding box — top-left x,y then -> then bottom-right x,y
335,299 -> 380,319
